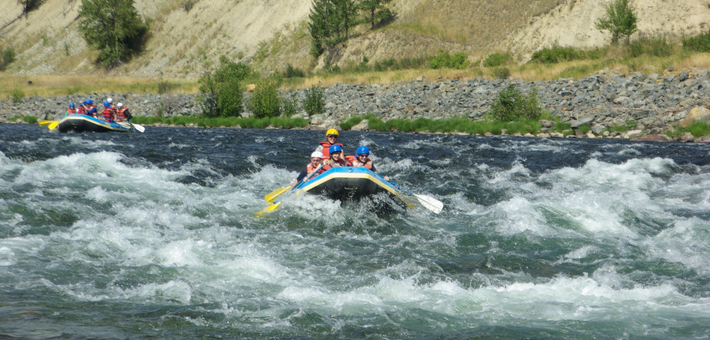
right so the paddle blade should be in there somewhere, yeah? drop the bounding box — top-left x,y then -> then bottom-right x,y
255,202 -> 281,218
265,186 -> 290,203
414,194 -> 443,214
48,122 -> 59,130
132,123 -> 145,133
38,120 -> 56,127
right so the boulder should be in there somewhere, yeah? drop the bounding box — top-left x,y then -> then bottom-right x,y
680,132 -> 695,142
679,106 -> 710,127
570,114 -> 595,128
630,134 -> 672,142
350,119 -> 369,131
624,130 -> 644,139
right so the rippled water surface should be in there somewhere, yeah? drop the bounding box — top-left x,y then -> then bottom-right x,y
1,124 -> 710,339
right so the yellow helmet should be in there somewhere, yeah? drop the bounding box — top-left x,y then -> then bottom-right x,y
326,129 -> 339,137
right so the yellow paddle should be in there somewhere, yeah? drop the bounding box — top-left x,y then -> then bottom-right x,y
48,121 -> 60,130
265,186 -> 291,203
38,120 -> 57,127
255,202 -> 282,218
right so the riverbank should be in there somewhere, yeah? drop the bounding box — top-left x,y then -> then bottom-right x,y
2,67 -> 710,142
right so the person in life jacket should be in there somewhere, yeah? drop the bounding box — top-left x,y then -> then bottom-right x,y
66,103 -> 76,116
321,145 -> 348,171
347,146 -> 389,181
317,129 -> 344,161
291,151 -> 325,187
85,99 -> 97,117
114,103 -> 131,121
77,101 -> 86,115
100,102 -> 115,123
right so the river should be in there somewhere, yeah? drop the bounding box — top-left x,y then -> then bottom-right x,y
1,124 -> 709,339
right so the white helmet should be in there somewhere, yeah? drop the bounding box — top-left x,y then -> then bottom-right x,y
117,103 -> 123,107
311,151 -> 323,159
107,97 -> 113,103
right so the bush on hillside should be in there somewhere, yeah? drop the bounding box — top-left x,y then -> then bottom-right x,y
0,47 -> 16,70
683,29 -> 710,52
629,37 -> 673,57
429,50 -> 469,69
493,67 -> 510,79
198,60 -> 252,117
483,53 -> 511,67
247,81 -> 281,119
283,64 -> 305,78
490,85 -> 542,121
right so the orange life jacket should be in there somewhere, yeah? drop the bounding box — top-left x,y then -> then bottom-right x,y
115,107 -> 128,121
318,141 -> 344,159
67,108 -> 76,115
77,106 -> 86,115
350,157 -> 373,170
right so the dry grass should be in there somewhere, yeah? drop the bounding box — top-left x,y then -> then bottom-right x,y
4,52 -> 709,98
0,74 -> 199,99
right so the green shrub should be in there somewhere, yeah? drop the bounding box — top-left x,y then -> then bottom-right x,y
490,85 -> 542,121
1,47 -> 16,70
247,81 -> 281,118
595,0 -> 638,44
578,124 -> 591,134
281,97 -> 297,117
429,50 -> 469,69
11,88 -> 24,103
340,113 -> 378,130
683,29 -> 710,52
553,121 -> 571,132
629,40 -> 645,57
531,45 -> 582,64
303,84 -> 325,116
648,38 -> 672,57
198,59 -> 251,117
493,67 -> 510,79
484,53 -> 511,67
23,116 -> 38,124
283,63 -> 305,78
157,80 -> 177,94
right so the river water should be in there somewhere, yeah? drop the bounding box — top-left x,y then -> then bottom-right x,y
1,124 -> 710,339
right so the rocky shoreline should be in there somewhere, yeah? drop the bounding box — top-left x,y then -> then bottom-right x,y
2,68 -> 710,142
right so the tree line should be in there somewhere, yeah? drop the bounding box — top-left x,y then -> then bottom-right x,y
309,0 -> 393,57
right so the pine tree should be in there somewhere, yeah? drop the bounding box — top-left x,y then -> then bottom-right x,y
360,0 -> 392,29
308,0 -> 360,57
17,0 -> 45,19
78,0 -> 149,67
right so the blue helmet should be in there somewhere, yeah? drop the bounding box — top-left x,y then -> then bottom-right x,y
356,146 -> 370,155
329,144 -> 342,154
86,99 -> 93,105
103,102 -> 109,107
69,103 -> 75,108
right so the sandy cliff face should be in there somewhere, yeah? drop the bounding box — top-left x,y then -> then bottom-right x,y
500,0 -> 710,61
0,0 -> 708,78
0,0 -> 312,77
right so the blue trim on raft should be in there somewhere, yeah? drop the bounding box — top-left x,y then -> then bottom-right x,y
277,167 -> 415,209
57,114 -> 134,133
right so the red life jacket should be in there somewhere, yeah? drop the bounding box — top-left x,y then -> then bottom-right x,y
67,108 -> 76,115
77,106 -> 86,115
318,141 -> 343,159
101,107 -> 114,121
321,158 -> 346,171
